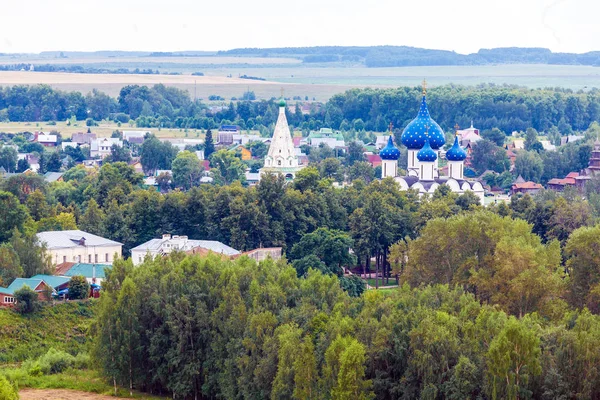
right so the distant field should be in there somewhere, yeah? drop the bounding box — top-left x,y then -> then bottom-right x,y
0,120 -> 205,139
1,62 -> 600,101
0,55 -> 302,65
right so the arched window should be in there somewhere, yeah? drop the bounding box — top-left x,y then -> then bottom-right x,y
278,160 -> 282,166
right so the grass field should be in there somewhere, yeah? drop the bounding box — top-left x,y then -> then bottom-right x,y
1,54 -> 600,101
0,120 -> 208,138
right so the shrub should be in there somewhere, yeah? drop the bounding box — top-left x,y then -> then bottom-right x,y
68,276 -> 90,300
14,285 -> 41,314
0,375 -> 19,400
74,352 -> 91,369
37,348 -> 75,375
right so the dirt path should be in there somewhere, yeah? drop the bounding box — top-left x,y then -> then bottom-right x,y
20,389 -> 117,400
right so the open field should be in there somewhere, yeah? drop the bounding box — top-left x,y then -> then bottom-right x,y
0,55 -> 302,65
0,120 -> 207,139
1,63 -> 599,101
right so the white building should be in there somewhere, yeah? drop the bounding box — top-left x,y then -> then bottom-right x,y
260,98 -> 303,180
130,234 -> 240,266
90,137 -> 123,158
37,230 -> 123,266
380,86 -> 484,204
456,122 -> 482,147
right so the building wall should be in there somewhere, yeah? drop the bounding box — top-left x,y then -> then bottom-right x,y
131,249 -> 159,266
48,245 -> 122,266
0,294 -> 15,307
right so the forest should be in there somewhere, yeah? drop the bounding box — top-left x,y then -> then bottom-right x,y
2,155 -> 600,398
218,46 -> 600,67
1,84 -> 600,137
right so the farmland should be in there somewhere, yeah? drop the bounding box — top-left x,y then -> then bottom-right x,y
1,52 -> 600,101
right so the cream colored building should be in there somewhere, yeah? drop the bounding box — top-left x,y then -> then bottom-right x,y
37,230 -> 123,266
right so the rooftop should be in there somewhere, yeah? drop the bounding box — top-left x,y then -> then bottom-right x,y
131,236 -> 240,256
37,230 -> 122,249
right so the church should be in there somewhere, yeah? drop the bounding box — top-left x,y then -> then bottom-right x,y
259,97 -> 303,180
380,84 -> 484,204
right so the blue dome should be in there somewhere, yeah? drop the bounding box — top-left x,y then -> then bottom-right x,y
446,136 -> 467,161
379,136 -> 400,160
401,95 -> 445,150
417,138 -> 437,162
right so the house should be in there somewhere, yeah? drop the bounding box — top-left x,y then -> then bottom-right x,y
37,230 -> 123,266
245,171 -> 261,185
131,234 -> 240,266
71,132 -> 97,145
560,135 -> 584,146
232,134 -> 261,146
17,153 -> 40,172
0,278 -> 53,306
510,139 -> 525,150
218,125 -> 239,145
90,138 -> 123,158
30,274 -> 70,291
240,147 -> 252,161
308,128 -> 345,148
456,123 -> 482,147
55,263 -> 112,285
539,140 -> 556,151
43,172 -> 63,183
61,142 -> 78,150
195,150 -> 205,160
235,248 -> 283,262
376,136 -> 389,150
365,153 -> 382,168
511,175 -> 543,195
123,131 -> 148,144
34,132 -> 58,147
548,172 -> 579,191
131,161 -> 144,174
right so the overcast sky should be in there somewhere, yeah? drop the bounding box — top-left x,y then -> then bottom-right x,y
1,0 -> 597,54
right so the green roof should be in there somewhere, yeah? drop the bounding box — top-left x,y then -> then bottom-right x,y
30,275 -> 70,289
63,263 -> 112,279
1,278 -> 46,295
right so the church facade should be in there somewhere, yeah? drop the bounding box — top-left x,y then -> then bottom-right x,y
260,98 -> 302,180
381,86 -> 484,204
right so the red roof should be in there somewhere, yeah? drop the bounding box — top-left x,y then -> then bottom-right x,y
512,182 -> 543,189
566,172 -> 580,179
202,160 -> 210,171
366,154 -> 382,166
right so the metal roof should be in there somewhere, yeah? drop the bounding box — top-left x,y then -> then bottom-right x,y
62,263 -> 112,279
37,230 -> 122,249
30,274 -> 70,289
131,238 -> 240,256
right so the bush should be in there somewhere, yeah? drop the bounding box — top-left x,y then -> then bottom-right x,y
68,276 -> 90,300
85,118 -> 98,127
74,352 -> 91,369
14,285 -> 41,314
37,348 -> 75,375
0,375 -> 19,400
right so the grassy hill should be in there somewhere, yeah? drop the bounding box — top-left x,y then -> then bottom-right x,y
0,301 -> 96,363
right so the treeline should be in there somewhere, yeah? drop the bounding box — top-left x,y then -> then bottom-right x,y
1,83 -> 600,135
93,247 -> 600,399
219,45 -> 600,67
0,63 -> 165,75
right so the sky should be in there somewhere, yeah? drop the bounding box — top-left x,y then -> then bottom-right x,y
1,0 -> 598,54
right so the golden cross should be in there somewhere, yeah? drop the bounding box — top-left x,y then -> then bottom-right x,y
454,123 -> 460,136
422,79 -> 427,95
389,122 -> 393,132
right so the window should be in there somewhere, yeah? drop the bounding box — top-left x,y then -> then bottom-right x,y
77,255 -> 81,263
63,256 -> 66,263
95,254 -> 98,263
278,160 -> 281,166
88,255 -> 92,263
139,257 -> 142,263
105,253 -> 109,262
4,296 -> 15,304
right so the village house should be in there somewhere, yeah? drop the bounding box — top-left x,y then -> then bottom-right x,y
91,137 -> 123,158
131,234 -> 240,266
55,263 -> 112,285
511,175 -> 543,196
34,132 -> 58,147
308,128 -> 345,148
548,172 -> 579,191
37,230 -> 123,266
0,278 -> 53,307
456,123 -> 482,147
123,131 -> 148,144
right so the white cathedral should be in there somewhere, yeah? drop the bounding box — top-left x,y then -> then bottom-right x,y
380,86 -> 484,204
259,97 -> 303,180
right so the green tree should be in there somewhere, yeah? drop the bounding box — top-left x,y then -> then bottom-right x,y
0,191 -> 29,242
204,128 -> 215,158
0,244 -> 22,287
348,161 -> 375,183
514,151 -> 543,182
332,339 -> 373,400
105,144 -> 132,163
46,151 -> 62,172
290,228 -> 356,275
0,375 -> 19,400
487,317 -> 541,400
481,128 -> 506,147
210,149 -> 245,185
471,139 -> 510,174
9,229 -> 53,277
140,135 -> 177,175
68,275 -> 90,300
293,337 -> 318,400
171,150 -> 202,190
293,166 -> 320,192
565,224 -> 600,310
0,146 -> 18,173
26,189 -> 49,221
79,199 -> 105,235
14,285 -> 41,314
